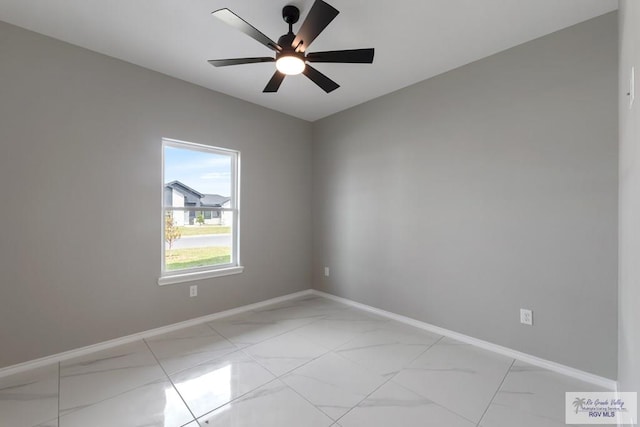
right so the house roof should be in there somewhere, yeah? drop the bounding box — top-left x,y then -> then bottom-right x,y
201,194 -> 230,207
165,180 -> 203,198
166,180 -> 230,206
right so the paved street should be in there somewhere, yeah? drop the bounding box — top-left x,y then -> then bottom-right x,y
168,234 -> 231,249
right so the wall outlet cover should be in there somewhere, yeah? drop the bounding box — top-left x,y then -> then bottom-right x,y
520,308 -> 533,326
189,285 -> 198,298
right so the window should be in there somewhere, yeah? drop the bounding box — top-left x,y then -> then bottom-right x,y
159,138 -> 242,285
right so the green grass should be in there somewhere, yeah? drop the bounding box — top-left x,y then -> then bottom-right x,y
166,247 -> 231,271
177,225 -> 231,236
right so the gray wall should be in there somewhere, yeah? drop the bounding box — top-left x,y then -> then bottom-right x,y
312,13 -> 618,379
0,11 -> 621,381
618,0 -> 640,411
0,21 -> 312,368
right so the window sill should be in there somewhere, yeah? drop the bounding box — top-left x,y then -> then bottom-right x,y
158,266 -> 244,286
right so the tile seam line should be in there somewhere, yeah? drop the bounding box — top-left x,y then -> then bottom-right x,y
476,358 -> 516,427
333,334 -> 445,424
190,328 -> 338,422
57,371 -> 169,420
142,339 -> 198,424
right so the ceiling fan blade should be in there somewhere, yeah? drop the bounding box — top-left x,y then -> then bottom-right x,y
212,8 -> 282,52
208,57 -> 275,67
263,71 -> 286,93
303,65 -> 340,93
292,0 -> 339,52
306,48 -> 375,64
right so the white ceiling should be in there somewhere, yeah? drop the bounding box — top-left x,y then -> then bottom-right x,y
0,0 -> 617,121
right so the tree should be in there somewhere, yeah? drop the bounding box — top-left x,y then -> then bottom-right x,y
165,213 -> 182,250
196,213 -> 205,226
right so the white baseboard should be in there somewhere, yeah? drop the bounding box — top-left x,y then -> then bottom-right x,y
0,289 -> 314,378
310,290 -> 618,391
1,287 -> 618,393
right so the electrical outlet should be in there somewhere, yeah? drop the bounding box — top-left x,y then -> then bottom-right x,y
520,309 -> 533,326
189,285 -> 198,298
324,267 -> 330,277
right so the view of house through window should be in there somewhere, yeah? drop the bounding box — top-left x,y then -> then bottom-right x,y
162,139 -> 239,275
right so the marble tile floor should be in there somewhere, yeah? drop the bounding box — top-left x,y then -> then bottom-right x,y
0,294 -> 606,427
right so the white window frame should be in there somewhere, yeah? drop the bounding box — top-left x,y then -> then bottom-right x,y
158,138 -> 243,286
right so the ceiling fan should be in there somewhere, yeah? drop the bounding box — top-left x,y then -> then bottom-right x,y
208,0 -> 375,93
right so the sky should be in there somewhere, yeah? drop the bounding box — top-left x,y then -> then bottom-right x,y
164,145 -> 231,196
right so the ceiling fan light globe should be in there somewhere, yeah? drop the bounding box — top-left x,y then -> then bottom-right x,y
276,56 -> 306,75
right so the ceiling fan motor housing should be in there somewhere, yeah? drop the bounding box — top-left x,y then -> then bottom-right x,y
277,32 -> 297,52
282,5 -> 300,25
